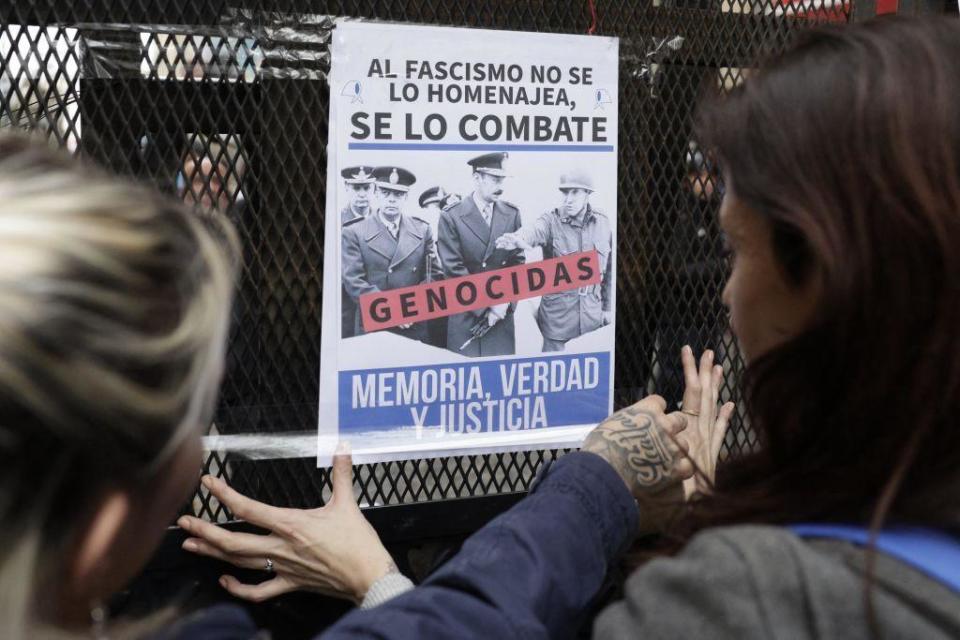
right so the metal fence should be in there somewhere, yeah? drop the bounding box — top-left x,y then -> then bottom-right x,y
2,1 -> 856,525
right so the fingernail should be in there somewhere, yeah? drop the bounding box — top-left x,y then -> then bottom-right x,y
201,476 -> 214,489
182,540 -> 197,551
219,576 -> 228,588
682,345 -> 691,354
336,440 -> 352,455
177,517 -> 190,530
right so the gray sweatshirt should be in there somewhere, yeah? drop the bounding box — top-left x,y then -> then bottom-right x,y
595,525 -> 960,638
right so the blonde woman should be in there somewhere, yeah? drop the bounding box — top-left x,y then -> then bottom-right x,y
0,133 -> 242,637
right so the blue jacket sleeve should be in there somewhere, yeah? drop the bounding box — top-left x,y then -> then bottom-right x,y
149,603 -> 259,640
321,451 -> 640,640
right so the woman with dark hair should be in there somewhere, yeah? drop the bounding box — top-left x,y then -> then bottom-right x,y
182,16 -> 960,639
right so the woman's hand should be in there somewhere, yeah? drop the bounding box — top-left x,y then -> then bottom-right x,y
178,446 -> 395,604
581,394 -> 693,497
677,346 -> 735,500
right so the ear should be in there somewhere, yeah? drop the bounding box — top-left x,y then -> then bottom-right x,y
67,488 -> 132,599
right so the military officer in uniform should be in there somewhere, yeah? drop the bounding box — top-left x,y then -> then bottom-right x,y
418,186 -> 445,211
417,186 -> 447,242
438,152 -> 524,357
341,166 -> 441,343
418,186 -> 459,349
340,165 -> 376,337
416,186 -> 462,263
496,170 -> 613,352
340,165 -> 375,224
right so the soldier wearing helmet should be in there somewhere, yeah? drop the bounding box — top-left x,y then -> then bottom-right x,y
496,170 -> 613,352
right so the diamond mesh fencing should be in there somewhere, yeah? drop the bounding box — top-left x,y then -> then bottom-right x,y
1,1 -> 853,525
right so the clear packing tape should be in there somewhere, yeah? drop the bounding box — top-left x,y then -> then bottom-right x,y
78,9 -> 338,81
69,15 -> 686,88
622,34 -> 687,98
204,424 -> 595,465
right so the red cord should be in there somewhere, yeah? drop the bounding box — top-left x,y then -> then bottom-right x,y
587,0 -> 598,34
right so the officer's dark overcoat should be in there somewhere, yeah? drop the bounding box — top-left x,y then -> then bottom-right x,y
437,194 -> 524,357
340,205 -> 366,338
342,212 -> 440,342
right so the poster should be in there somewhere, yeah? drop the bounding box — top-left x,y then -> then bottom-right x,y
318,21 -> 619,464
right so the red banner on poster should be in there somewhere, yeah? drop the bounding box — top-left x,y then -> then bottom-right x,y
359,250 -> 601,332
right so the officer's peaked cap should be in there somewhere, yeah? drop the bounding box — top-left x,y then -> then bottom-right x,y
418,186 -> 446,208
341,165 -> 376,184
373,166 -> 416,192
468,152 -> 509,177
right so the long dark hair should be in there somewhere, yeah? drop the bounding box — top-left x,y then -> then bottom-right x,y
686,17 -> 960,537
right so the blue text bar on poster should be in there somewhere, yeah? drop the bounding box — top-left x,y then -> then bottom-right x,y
339,351 -> 610,433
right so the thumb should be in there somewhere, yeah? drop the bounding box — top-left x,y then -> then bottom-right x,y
331,441 -> 355,503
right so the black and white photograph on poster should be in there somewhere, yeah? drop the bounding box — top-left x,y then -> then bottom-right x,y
318,21 -> 619,464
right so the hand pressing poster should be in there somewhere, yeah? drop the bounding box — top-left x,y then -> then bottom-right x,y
318,20 -> 619,464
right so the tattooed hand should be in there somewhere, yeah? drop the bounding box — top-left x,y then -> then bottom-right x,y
581,395 -> 693,498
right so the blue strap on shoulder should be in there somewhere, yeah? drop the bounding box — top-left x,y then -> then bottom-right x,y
790,523 -> 960,593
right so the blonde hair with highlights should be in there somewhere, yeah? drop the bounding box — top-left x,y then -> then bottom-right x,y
0,133 -> 239,638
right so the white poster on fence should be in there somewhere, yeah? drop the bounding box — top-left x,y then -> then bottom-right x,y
318,20 -> 619,464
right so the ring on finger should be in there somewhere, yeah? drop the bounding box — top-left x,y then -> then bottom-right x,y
264,558 -> 274,573
681,409 -> 700,417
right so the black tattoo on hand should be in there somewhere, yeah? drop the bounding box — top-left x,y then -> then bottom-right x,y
582,409 -> 679,495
